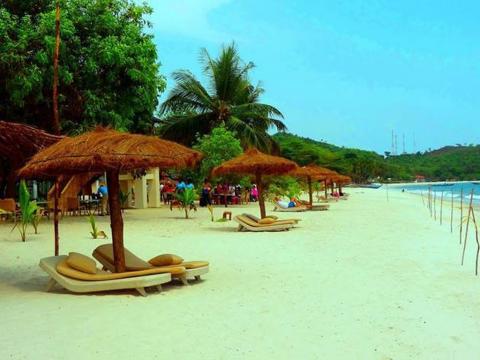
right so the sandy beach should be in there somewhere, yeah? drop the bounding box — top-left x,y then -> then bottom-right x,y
1,188 -> 480,359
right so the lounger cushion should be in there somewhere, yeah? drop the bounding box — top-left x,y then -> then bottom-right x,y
57,260 -> 186,281
94,244 -> 153,271
149,254 -> 184,267
258,217 -> 276,225
180,261 -> 209,269
67,252 -> 97,274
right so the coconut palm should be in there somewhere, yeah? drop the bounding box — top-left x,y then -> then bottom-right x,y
158,44 -> 287,151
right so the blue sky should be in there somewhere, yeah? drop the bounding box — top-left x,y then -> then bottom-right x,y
146,0 -> 480,154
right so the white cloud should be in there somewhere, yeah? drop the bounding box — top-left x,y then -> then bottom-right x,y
145,0 -> 233,42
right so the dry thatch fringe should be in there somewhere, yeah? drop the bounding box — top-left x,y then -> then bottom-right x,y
290,164 -> 337,181
212,148 -> 298,177
18,127 -> 202,178
0,121 -> 63,163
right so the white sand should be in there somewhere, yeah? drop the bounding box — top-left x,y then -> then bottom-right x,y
1,189 -> 480,359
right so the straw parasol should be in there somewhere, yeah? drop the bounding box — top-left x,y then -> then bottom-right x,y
212,148 -> 298,218
291,165 -> 337,206
19,127 -> 202,272
0,121 -> 63,197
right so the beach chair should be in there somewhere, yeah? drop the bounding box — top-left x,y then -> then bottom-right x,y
0,198 -> 18,221
92,244 -> 209,285
39,254 -> 185,296
242,213 -> 301,225
273,201 -> 309,212
234,214 -> 295,232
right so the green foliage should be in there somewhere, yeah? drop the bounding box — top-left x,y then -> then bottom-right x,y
193,125 -> 243,180
119,190 -> 130,209
0,0 -> 166,133
158,43 -> 286,151
274,133 -> 480,182
266,176 -> 303,201
89,214 -> 99,239
12,180 -> 38,242
175,188 -> 197,219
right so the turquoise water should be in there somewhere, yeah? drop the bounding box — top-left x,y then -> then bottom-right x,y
392,182 -> 480,202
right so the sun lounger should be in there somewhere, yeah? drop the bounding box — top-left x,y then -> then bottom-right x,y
92,244 -> 209,285
39,255 -> 181,296
273,204 -> 309,212
243,213 -> 301,225
234,214 -> 295,232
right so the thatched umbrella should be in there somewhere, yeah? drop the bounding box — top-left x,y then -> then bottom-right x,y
332,174 -> 352,195
0,121 -> 63,197
291,165 -> 337,206
212,148 -> 298,218
18,128 -> 201,272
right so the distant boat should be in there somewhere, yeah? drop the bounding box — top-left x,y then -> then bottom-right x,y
473,182 -> 480,185
357,183 -> 383,189
432,183 -> 454,187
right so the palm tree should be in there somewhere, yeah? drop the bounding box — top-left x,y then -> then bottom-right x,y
158,43 -> 287,151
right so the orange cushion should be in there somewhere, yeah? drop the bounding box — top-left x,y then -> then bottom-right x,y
258,217 -> 276,225
149,254 -> 184,267
67,252 -> 97,274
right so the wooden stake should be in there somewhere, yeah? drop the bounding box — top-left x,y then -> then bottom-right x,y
421,191 -> 425,207
428,187 -> 432,217
450,190 -> 454,233
308,177 -> 313,206
440,191 -> 444,225
53,179 -> 59,256
460,187 -> 464,244
472,207 -> 479,276
52,1 -> 61,135
433,191 -> 437,221
461,190 -> 474,266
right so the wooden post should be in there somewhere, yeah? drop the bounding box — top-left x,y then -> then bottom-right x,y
428,187 -> 432,217
440,191 -> 444,225
106,170 -> 126,273
461,190 -> 474,266
54,179 -> 59,256
472,207 -> 480,276
256,172 -> 266,219
421,191 -> 425,207
308,177 -> 313,206
324,179 -> 328,199
52,1 -> 61,135
450,191 -> 454,233
433,191 -> 437,221
460,187 -> 464,244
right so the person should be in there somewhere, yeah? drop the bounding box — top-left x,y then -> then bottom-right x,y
176,179 -> 186,193
251,185 -> 259,202
200,179 -> 212,207
97,183 -> 109,215
186,178 -> 194,190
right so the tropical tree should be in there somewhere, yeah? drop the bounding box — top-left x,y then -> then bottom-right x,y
0,0 -> 165,134
158,43 -> 287,151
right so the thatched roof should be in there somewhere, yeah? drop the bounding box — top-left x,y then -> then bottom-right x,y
0,121 -> 63,164
333,174 -> 352,184
291,164 -> 337,180
18,127 -> 202,178
212,148 -> 298,176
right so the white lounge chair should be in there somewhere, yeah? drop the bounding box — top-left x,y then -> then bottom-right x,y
39,255 -> 179,297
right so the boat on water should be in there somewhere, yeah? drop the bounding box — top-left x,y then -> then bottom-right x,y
432,183 -> 454,187
473,182 -> 480,185
357,183 -> 383,189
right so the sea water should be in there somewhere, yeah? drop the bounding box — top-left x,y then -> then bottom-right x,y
392,182 -> 480,203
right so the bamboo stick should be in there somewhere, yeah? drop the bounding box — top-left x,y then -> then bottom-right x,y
472,207 -> 479,276
429,187 -> 432,217
440,191 -> 444,225
461,190 -> 474,266
460,187 -> 464,244
433,191 -> 437,221
450,190 -> 454,233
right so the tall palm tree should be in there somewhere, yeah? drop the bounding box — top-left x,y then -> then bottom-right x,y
158,44 -> 287,151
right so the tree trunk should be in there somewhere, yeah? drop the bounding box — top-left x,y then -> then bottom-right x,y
324,179 -> 328,199
52,1 -> 61,135
107,170 -> 126,273
54,180 -> 60,256
256,172 -> 266,219
308,177 -> 313,206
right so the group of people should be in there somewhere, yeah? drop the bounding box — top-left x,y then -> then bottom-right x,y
160,179 -> 195,204
199,180 -> 259,207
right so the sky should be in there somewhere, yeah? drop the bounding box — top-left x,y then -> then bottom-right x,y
145,0 -> 480,154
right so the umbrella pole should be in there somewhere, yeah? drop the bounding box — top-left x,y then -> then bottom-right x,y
324,179 -> 328,199
308,177 -> 313,206
54,179 -> 59,256
256,172 -> 266,219
106,170 -> 126,273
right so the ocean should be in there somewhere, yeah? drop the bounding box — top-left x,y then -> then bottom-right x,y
391,182 -> 480,203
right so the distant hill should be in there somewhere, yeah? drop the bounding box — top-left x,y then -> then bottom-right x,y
273,133 -> 480,182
